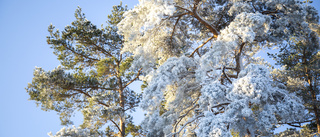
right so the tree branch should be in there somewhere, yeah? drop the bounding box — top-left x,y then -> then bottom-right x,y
278,120 -> 313,126
62,43 -> 99,61
235,42 -> 245,76
71,88 -> 110,107
215,5 -> 228,29
108,118 -> 122,133
124,104 -> 139,111
222,67 -> 232,84
92,43 -> 116,59
262,10 -> 280,15
170,13 -> 188,46
192,0 -> 201,13
84,85 -> 116,91
216,67 -> 237,71
59,92 -> 79,98
287,123 -> 302,128
175,5 -> 219,37
212,102 -> 230,108
78,36 -> 116,59
124,68 -> 142,89
170,114 -> 204,136
174,104 -> 199,134
189,36 -> 215,57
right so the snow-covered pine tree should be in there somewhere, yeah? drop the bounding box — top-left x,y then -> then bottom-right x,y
118,0 -> 319,136
26,3 -> 143,137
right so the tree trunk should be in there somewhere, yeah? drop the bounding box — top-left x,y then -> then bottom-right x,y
117,58 -> 126,137
119,117 -> 125,137
119,81 -> 125,137
304,52 -> 320,134
313,105 -> 320,134
235,43 -> 245,77
311,86 -> 320,134
309,77 -> 320,134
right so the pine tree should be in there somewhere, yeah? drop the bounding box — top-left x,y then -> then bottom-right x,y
117,0 -> 319,136
26,3 -> 142,137
271,22 -> 320,134
270,1 -> 320,134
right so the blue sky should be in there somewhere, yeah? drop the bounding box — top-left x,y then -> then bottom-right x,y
0,0 -> 319,137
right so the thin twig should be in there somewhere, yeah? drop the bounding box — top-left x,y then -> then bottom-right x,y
62,43 -> 99,61
109,118 -> 122,133
174,104 -> 199,134
71,88 -> 110,107
170,13 -> 187,46
92,43 -> 115,59
189,36 -> 215,57
175,5 -> 219,37
124,68 -> 142,89
211,102 -> 230,108
170,114 -> 204,136
222,66 -> 232,84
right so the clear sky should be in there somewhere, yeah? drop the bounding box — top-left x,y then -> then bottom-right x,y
0,0 -> 319,137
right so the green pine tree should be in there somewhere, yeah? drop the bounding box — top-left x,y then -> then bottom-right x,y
26,3 -> 143,137
271,24 -> 320,134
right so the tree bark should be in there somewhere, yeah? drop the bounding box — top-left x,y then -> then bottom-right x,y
303,50 -> 320,134
119,88 -> 125,137
307,73 -> 320,134
118,59 -> 125,137
235,43 -> 245,76
313,105 -> 320,134
310,82 -> 320,134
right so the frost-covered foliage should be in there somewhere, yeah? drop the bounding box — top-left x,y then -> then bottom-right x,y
118,0 -> 319,136
26,3 -> 143,137
48,126 -> 99,137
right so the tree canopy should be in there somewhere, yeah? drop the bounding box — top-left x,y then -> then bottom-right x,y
26,3 -> 142,137
117,0 -> 319,136
271,13 -> 320,134
26,0 -> 320,136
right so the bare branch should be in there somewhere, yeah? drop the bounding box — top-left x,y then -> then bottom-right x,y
192,0 -> 201,12
223,67 -> 232,84
124,104 -> 139,111
62,43 -> 99,61
196,50 -> 201,57
226,74 -> 238,78
216,67 -> 237,71
174,104 -> 199,134
84,85 -> 116,91
59,92 -> 79,98
278,120 -> 313,125
262,10 -> 280,15
211,102 -> 230,108
287,123 -> 302,128
189,36 -> 215,57
215,5 -> 228,28
175,5 -> 219,37
173,93 -> 201,136
92,43 -> 116,59
71,88 -> 110,107
164,12 -> 188,19
170,13 -> 187,46
124,68 -> 142,89
235,42 -> 246,76
108,118 -> 122,133
170,114 -> 204,136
